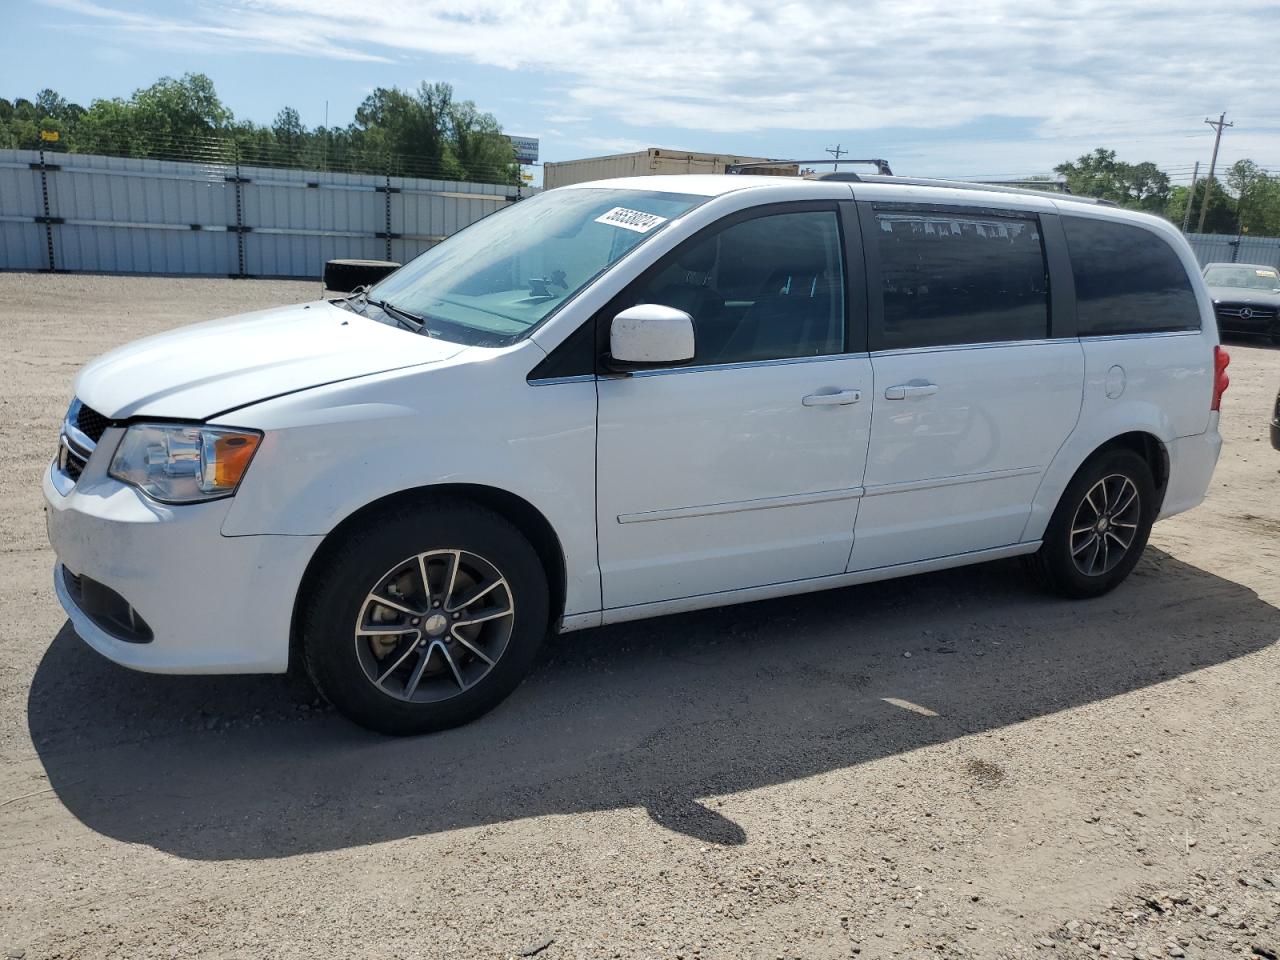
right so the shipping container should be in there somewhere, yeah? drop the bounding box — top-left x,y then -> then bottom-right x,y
543,148 -> 797,189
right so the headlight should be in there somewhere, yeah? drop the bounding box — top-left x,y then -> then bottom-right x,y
109,423 -> 262,503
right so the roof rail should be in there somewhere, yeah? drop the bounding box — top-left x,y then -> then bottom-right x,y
721,159 -> 1117,206
725,157 -> 894,179
848,175 -> 1118,206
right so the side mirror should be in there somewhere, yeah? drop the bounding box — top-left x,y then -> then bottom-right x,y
607,304 -> 695,371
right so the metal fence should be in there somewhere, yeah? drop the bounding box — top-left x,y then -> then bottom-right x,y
1186,232 -> 1280,269
4,149 -> 1276,280
0,148 -> 520,279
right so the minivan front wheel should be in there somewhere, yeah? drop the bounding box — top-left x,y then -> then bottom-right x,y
302,500 -> 549,735
1028,448 -> 1157,599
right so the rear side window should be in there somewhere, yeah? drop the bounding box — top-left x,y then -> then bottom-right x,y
873,210 -> 1049,350
1062,217 -> 1200,335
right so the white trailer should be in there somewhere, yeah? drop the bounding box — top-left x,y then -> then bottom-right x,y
543,148 -> 797,189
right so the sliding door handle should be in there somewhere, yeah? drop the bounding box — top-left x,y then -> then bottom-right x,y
802,389 -> 862,407
884,382 -> 938,400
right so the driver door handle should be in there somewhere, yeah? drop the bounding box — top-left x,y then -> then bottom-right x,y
884,382 -> 939,400
802,389 -> 862,407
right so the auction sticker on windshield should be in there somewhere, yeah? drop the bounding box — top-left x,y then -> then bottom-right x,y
595,207 -> 669,233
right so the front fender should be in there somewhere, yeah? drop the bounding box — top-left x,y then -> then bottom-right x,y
219,345 -> 601,617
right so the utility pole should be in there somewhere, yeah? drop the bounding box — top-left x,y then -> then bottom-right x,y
825,143 -> 848,170
1181,161 -> 1200,233
1196,112 -> 1233,234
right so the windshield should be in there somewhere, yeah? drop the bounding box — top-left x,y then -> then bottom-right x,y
367,188 -> 707,345
1203,265 -> 1280,291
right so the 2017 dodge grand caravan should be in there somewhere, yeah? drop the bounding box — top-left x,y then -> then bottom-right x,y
44,173 -> 1229,734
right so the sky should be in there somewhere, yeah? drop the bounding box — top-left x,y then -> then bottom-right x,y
4,0 -> 1279,189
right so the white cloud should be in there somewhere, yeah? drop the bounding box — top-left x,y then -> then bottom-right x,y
43,0 -> 1280,171
41,0 -> 392,63
575,135 -> 658,154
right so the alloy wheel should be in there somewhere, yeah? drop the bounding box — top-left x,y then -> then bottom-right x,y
353,549 -> 515,703
1069,474 -> 1141,577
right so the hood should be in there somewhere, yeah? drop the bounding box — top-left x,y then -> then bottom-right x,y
1206,285 -> 1280,306
75,300 -> 467,421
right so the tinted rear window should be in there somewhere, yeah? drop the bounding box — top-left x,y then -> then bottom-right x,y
873,210 -> 1049,350
1062,217 -> 1200,335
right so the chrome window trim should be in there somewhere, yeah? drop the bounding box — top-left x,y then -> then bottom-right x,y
627,352 -> 870,379
869,337 -> 1064,357
527,374 -> 597,387
1076,330 -> 1202,342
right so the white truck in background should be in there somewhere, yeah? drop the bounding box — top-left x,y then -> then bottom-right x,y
542,148 -> 797,189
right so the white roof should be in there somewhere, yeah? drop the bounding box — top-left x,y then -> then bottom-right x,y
564,174 -> 785,197
561,173 -> 1180,233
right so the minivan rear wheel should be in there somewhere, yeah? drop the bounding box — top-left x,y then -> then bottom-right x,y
301,499 -> 549,735
1027,448 -> 1157,599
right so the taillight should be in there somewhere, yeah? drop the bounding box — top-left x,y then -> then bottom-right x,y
1211,346 -> 1230,411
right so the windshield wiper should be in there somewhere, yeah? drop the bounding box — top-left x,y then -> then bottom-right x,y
334,285 -> 369,313
367,297 -> 431,336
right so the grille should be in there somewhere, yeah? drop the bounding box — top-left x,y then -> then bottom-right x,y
62,445 -> 87,481
1215,302 -> 1278,322
54,397 -> 105,491
75,402 -> 111,443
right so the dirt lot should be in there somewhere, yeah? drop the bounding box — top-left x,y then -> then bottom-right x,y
0,272 -> 1277,960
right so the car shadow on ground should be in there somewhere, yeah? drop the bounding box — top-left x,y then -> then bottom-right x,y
28,548 -> 1279,860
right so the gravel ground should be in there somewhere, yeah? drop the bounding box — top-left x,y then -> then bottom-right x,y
0,272 -> 1277,960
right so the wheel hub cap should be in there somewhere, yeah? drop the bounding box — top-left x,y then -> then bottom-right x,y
1069,474 -> 1141,577
352,548 -> 516,704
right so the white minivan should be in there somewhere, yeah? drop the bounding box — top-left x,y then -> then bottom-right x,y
44,172 -> 1229,734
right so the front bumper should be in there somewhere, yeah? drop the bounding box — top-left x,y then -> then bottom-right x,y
44,454 -> 322,674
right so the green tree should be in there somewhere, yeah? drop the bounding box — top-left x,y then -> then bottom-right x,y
272,106 -> 305,164
34,88 -> 69,120
1054,148 -> 1170,211
1228,160 -> 1280,236
447,98 -> 517,183
1116,161 -> 1170,213
3,74 -> 513,183
132,73 -> 232,151
76,97 -> 142,156
1167,178 -> 1236,234
353,83 -> 457,177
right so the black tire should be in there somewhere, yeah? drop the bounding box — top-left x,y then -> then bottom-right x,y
322,259 -> 400,293
1026,448 -> 1157,599
301,498 -> 549,735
